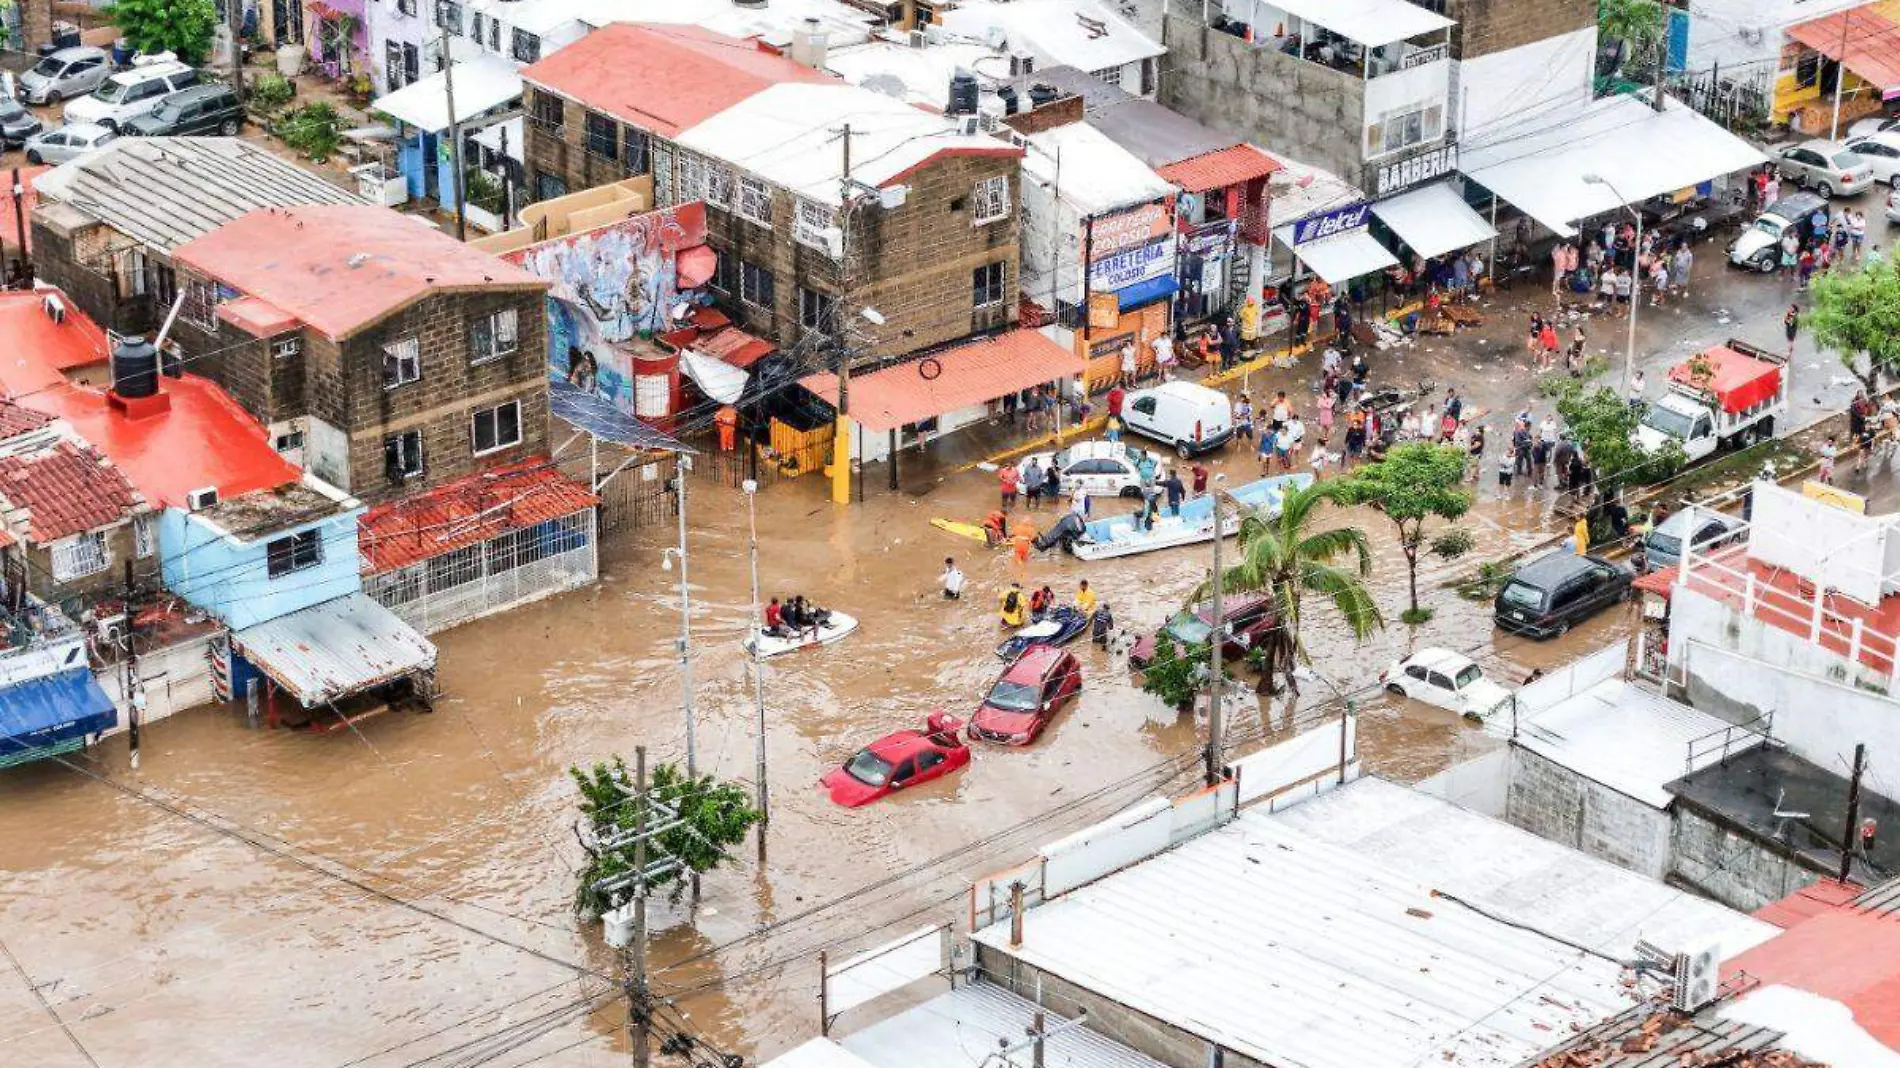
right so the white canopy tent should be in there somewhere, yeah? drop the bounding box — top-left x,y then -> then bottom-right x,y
1371,182 -> 1496,259
1461,95 -> 1765,237
1271,224 -> 1398,284
1253,0 -> 1451,46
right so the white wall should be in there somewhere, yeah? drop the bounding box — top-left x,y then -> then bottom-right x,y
1414,746 -> 1509,817
1684,0 -> 1864,76
1017,157 -> 1084,313
97,632 -> 218,732
1671,584 -> 1900,701
1454,27 -> 1595,144
1364,58 -> 1451,162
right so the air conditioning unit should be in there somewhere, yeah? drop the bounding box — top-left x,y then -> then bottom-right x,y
957,114 -> 981,135
978,111 -> 1000,132
878,184 -> 909,209
186,486 -> 220,511
908,29 -> 926,47
42,293 -> 65,325
1672,943 -> 1721,1012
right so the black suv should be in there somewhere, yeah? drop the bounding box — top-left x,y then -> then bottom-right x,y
1494,551 -> 1634,639
121,84 -> 244,137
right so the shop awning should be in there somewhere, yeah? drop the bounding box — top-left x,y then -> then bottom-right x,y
1789,10 -> 1900,99
372,56 -> 522,135
1371,182 -> 1496,259
800,328 -> 1087,432
1156,144 -> 1282,194
1268,0 -> 1452,47
0,669 -> 115,768
1462,96 -> 1764,237
1271,225 -> 1398,285
549,376 -> 692,452
1118,274 -> 1178,311
233,594 -> 437,708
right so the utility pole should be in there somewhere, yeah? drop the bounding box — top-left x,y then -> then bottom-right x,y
742,478 -> 769,859
1650,10 -> 1667,114
671,457 -> 699,903
1829,11 -> 1850,141
1030,1011 -> 1046,1068
227,0 -> 246,100
10,168 -> 32,289
498,124 -> 514,230
1839,742 -> 1867,883
1204,480 -> 1228,786
123,559 -> 140,771
440,24 -> 468,242
830,123 -> 856,506
629,746 -> 650,1068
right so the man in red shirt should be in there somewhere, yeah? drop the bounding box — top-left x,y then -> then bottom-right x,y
1107,385 -> 1126,418
999,464 -> 1020,509
763,597 -> 786,636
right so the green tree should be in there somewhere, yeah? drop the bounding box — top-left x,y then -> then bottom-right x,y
1140,632 -> 1209,712
1335,443 -> 1471,624
1598,0 -> 1667,76
1545,378 -> 1684,496
569,759 -> 762,916
104,0 -> 219,62
1808,261 -> 1900,394
1203,482 -> 1382,695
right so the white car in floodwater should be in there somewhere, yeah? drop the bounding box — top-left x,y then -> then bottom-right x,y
1016,440 -> 1162,499
1382,647 -> 1515,721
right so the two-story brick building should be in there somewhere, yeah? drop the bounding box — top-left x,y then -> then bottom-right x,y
520,23 -> 1024,369
166,205 -> 551,500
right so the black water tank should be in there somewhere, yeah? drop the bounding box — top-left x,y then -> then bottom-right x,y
947,71 -> 979,116
997,84 -> 1019,116
1027,82 -> 1059,109
112,335 -> 159,399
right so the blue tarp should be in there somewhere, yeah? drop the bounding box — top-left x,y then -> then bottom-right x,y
0,669 -> 116,767
547,376 -> 693,453
1117,274 -> 1179,312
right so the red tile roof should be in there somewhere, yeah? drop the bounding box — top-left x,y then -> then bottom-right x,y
1790,9 -> 1900,96
0,166 -> 48,257
800,329 -> 1088,432
689,323 -> 775,369
1156,144 -> 1282,194
0,398 -> 55,441
0,441 -> 140,541
519,24 -> 833,138
1723,887 -> 1900,1051
1752,880 -> 1862,929
358,461 -> 597,573
0,290 -> 109,397
171,206 -> 546,341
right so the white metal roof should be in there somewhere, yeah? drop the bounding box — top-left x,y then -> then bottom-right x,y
579,0 -> 877,46
371,55 -> 522,135
232,593 -> 436,707
825,38 -> 1011,110
1024,121 -> 1173,216
1268,225 -> 1397,284
1370,181 -> 1497,259
842,983 -> 1170,1068
760,1039 -> 884,1068
673,82 -> 1012,206
1462,95 -> 1765,237
1261,150 -> 1364,224
1506,676 -> 1761,810
1266,0 -> 1453,47
973,778 -> 1777,1068
940,0 -> 1164,73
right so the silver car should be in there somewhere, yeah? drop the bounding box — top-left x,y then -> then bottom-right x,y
1776,139 -> 1875,199
18,46 -> 110,105
1642,509 -> 1745,572
23,122 -> 118,165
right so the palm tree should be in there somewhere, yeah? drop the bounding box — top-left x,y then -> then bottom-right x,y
1203,482 -> 1383,696
1598,0 -> 1667,79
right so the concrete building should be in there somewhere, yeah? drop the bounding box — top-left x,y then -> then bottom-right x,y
29,138 -> 365,341
939,0 -> 1165,99
166,205 -> 551,500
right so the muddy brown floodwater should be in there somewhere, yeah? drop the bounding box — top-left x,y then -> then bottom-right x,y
0,421 -> 1626,1068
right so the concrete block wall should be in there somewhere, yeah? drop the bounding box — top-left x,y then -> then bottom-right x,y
1446,0 -> 1596,60
1159,14 -> 1366,184
1669,807 -> 1827,912
1503,746 -> 1672,880
29,222 -> 120,335
24,523 -> 151,612
522,88 -> 650,197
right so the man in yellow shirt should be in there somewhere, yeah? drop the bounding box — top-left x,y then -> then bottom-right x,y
1239,295 -> 1261,350
999,582 -> 1027,627
1077,579 -> 1097,618
1574,515 -> 1590,555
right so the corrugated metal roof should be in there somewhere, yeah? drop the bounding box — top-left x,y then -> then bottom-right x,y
800,330 -> 1088,432
842,983 -> 1168,1068
232,594 -> 436,707
34,137 -> 364,255
1507,677 -> 1758,810
973,778 -> 1777,1068
1523,1004 -> 1787,1068
760,1039 -> 882,1068
358,462 -> 597,573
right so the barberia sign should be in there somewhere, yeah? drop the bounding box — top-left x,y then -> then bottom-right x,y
1401,43 -> 1449,69
1290,202 -> 1370,245
1374,144 -> 1458,197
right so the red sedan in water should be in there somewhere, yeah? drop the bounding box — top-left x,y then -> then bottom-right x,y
968,645 -> 1082,745
821,712 -> 970,807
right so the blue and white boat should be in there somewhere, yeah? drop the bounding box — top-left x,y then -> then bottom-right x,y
1069,473 -> 1314,561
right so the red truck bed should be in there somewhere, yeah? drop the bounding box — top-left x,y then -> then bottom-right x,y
1667,343 -> 1783,414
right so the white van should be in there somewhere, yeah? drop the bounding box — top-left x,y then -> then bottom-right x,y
64,55 -> 198,131
1120,381 -> 1234,458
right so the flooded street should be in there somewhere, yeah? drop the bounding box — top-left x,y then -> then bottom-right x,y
0,228 -> 1859,1067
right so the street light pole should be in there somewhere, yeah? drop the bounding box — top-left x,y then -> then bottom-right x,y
1204,474 -> 1229,786
1583,173 -> 1640,394
742,478 -> 769,858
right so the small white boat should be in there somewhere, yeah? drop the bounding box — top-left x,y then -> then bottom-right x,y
1070,473 -> 1314,561
742,611 -> 859,659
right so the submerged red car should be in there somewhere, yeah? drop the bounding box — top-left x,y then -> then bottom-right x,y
968,645 -> 1082,745
821,712 -> 970,807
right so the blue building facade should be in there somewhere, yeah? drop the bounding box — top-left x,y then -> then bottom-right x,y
159,505 -> 365,632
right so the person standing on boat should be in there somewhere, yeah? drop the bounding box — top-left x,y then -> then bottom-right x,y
1162,469 -> 1186,516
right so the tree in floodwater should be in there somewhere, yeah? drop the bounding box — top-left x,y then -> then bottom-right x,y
1335,442 -> 1472,624
570,759 -> 762,916
1808,260 -> 1900,395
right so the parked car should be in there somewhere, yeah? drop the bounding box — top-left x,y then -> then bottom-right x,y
122,84 -> 244,137
0,98 -> 44,148
19,46 -> 110,105
23,123 -> 117,165
1848,114 -> 1900,140
1382,647 -> 1514,721
1120,381 -> 1234,458
1845,132 -> 1900,186
1015,439 -> 1161,499
1774,139 -> 1874,199
820,712 -> 969,807
968,646 -> 1082,746
64,57 -> 198,132
1890,186 -> 1900,226
1493,551 -> 1634,640
1128,593 -> 1276,670
1727,191 -> 1827,273
1641,509 -> 1745,572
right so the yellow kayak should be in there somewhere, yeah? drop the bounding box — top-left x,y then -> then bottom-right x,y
931,518 -> 990,543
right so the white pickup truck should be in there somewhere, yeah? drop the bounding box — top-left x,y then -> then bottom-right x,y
1636,338 -> 1788,463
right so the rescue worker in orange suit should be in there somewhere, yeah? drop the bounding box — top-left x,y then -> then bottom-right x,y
715,406 -> 739,452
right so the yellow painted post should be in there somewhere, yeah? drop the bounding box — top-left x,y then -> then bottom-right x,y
830,416 -> 852,504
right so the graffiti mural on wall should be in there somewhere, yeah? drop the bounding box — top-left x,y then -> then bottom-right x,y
504,203 -> 708,416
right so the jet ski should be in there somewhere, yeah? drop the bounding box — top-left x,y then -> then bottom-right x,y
995,605 -> 1088,660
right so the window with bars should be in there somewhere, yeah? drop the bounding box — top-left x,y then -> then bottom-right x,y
971,176 -> 1010,225
179,276 -> 219,331
471,400 -> 523,455
704,163 -> 734,209
51,532 -> 108,583
435,0 -> 463,33
585,111 -> 617,158
385,430 -> 424,481
972,262 -> 1005,307
798,286 -> 834,335
533,89 -> 564,133
740,260 -> 774,310
133,515 -> 155,559
623,127 -> 649,174
512,29 -> 541,63
737,176 -> 773,226
712,250 -> 738,294
1092,65 -> 1122,87
266,529 -> 323,579
384,336 -> 421,388
677,153 -> 705,202
470,308 -> 519,362
794,197 -> 833,250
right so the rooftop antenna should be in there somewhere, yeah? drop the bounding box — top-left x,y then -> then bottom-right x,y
1772,788 -> 1811,842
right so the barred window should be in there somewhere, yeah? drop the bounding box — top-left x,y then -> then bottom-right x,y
972,176 -> 1010,225
623,127 -> 649,174
384,336 -> 421,388
737,176 -> 773,226
704,163 -> 734,209
51,532 -> 108,583
794,197 -> 833,251
385,430 -> 424,481
740,260 -> 774,310
179,276 -> 220,332
470,308 -> 519,362
677,154 -> 706,202
266,530 -> 323,578
585,111 -> 616,157
511,29 -> 541,63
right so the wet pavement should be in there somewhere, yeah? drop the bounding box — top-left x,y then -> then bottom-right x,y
4,196 -> 1895,1067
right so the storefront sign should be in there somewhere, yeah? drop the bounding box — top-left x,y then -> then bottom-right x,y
1090,204 -> 1171,258
1089,332 -> 1134,358
1401,43 -> 1449,69
1090,235 -> 1174,291
1373,144 -> 1458,198
1289,202 -> 1370,245
1184,219 -> 1237,259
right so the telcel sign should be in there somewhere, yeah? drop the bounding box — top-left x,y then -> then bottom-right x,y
1290,202 -> 1370,245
